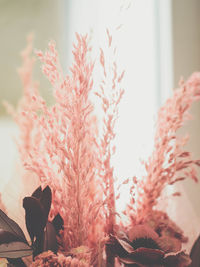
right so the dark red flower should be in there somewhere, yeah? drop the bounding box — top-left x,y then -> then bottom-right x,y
142,210 -> 188,244
106,224 -> 191,267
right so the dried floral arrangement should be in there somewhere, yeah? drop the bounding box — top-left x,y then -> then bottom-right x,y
1,32 -> 200,266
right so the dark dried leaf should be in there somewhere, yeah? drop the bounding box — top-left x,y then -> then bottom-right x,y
7,258 -> 26,267
43,221 -> 58,253
120,257 -> 145,266
31,186 -> 42,199
164,251 -> 191,266
32,234 -> 44,259
0,210 -> 32,259
115,236 -> 135,254
106,235 -> 129,258
24,185 -> 53,258
0,241 -> 32,259
40,186 -> 52,223
0,229 -> 25,244
52,213 -> 64,234
190,235 -> 200,267
31,185 -> 52,224
23,196 -> 46,244
0,209 -> 26,242
129,247 -> 165,263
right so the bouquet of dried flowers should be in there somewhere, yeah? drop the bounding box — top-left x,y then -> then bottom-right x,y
1,32 -> 200,266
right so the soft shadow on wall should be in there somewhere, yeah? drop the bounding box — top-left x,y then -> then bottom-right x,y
172,0 -> 200,219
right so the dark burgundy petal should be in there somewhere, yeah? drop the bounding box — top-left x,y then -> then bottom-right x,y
115,236 -> 135,253
106,235 -> 130,258
23,196 -> 46,244
164,251 -> 191,267
40,186 -> 52,223
190,235 -> 200,267
43,221 -> 58,253
32,234 -> 44,259
119,257 -> 146,266
31,186 -> 42,199
129,247 -> 164,264
52,213 -> 64,234
131,237 -> 160,250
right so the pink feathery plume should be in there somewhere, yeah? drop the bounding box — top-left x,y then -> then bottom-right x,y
16,34 -> 104,264
96,30 -> 124,234
95,29 -> 124,266
127,73 -> 200,223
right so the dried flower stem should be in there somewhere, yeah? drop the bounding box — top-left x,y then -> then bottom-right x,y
96,30 -> 124,266
12,35 -> 104,264
127,73 -> 200,223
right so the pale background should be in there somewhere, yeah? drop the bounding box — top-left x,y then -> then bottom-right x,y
0,0 -> 200,251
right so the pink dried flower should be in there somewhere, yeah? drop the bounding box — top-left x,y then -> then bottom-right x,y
7,30 -> 125,266
95,30 -> 125,266
96,30 -> 124,235
148,210 -> 187,242
12,34 -> 105,264
139,210 -> 188,250
31,250 -> 91,267
127,73 -> 200,222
